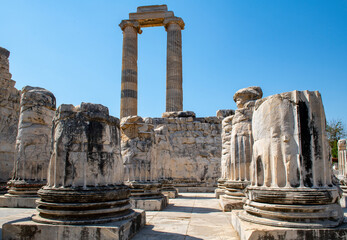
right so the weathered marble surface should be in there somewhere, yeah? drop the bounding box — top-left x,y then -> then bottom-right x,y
221,87 -> 262,209
338,139 -> 347,181
33,103 -> 133,225
239,90 -> 343,228
121,116 -> 167,210
338,139 -> 347,206
0,47 -> 20,183
7,86 -> 56,197
121,113 -> 222,191
120,5 -> 185,117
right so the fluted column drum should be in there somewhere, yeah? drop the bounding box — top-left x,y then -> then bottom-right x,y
165,17 -> 184,112
240,90 -> 344,228
338,139 -> 347,194
33,103 -> 133,225
222,87 -> 262,209
7,86 -> 56,197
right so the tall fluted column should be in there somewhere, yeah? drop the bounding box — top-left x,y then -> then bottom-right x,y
164,17 -> 184,112
119,20 -> 141,119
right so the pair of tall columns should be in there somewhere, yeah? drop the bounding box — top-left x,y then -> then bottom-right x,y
119,17 -> 184,119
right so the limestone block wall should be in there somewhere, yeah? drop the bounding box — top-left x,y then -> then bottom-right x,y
0,47 -> 20,182
120,115 -> 222,189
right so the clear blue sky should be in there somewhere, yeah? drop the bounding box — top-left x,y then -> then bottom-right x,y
1,0 -> 346,124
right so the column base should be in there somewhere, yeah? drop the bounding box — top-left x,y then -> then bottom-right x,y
0,194 -> 38,208
231,210 -> 347,240
341,195 -> 347,208
162,189 -> 178,199
214,188 -> 225,199
130,196 -> 168,211
219,195 -> 244,211
2,209 -> 145,240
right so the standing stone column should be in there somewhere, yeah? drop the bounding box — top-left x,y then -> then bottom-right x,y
0,47 -> 20,190
164,17 -> 184,112
220,87 -> 262,211
33,103 -> 135,224
120,116 -> 167,211
3,103 -> 145,240
237,90 -> 343,229
215,112 -> 235,199
119,20 -> 141,119
338,139 -> 347,206
0,86 -> 55,208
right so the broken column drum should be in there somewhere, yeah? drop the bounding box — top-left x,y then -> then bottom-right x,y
239,90 -> 344,228
6,86 -> 56,197
121,116 -> 167,210
119,5 -> 185,118
338,139 -> 347,194
0,47 -> 20,187
222,87 -> 262,209
33,103 -> 133,224
215,115 -> 233,198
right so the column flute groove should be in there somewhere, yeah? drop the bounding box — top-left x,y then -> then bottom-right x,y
119,20 -> 141,118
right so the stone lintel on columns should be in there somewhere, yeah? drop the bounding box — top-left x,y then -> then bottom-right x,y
119,20 -> 142,34
164,17 -> 185,30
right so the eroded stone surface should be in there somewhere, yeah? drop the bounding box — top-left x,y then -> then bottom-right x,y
33,103 -> 134,225
0,47 -> 20,183
240,90 -> 343,228
221,87 -> 262,210
6,86 -> 56,198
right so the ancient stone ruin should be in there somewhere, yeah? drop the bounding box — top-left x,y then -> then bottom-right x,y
338,139 -> 347,207
0,47 -> 20,191
3,103 -> 145,239
1,4 -> 347,240
232,90 -> 346,239
0,86 -> 56,208
220,87 -> 262,211
121,116 -> 167,211
120,5 -> 184,118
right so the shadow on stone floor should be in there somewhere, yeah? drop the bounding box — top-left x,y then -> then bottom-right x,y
164,205 -> 221,213
177,195 -> 214,200
132,225 -> 203,240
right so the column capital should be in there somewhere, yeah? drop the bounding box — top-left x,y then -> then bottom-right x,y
119,20 -> 142,34
164,17 -> 185,31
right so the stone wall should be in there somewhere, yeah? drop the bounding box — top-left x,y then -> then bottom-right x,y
0,47 -> 20,183
121,113 -> 223,191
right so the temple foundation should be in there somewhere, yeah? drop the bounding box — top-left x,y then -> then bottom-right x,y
231,210 -> 347,240
2,209 -> 145,240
